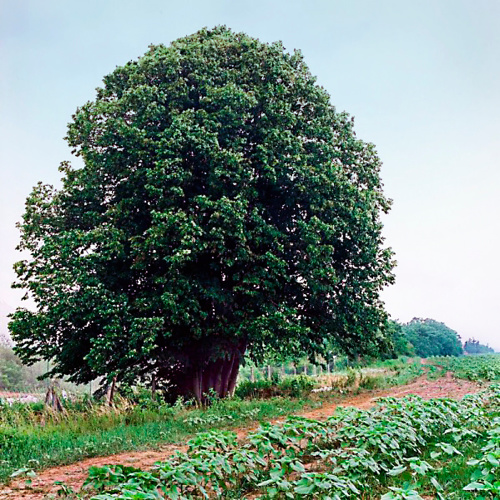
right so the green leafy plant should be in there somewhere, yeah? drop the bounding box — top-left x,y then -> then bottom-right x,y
76,383 -> 499,499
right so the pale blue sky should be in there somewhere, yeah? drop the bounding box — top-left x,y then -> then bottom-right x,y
1,0 -> 499,349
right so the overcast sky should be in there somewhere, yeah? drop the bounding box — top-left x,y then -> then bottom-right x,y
1,0 -> 499,350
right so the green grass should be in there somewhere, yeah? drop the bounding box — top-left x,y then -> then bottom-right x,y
0,357 -> 425,485
0,397 -> 310,484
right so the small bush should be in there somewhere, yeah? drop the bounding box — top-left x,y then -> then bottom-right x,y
279,375 -> 315,397
358,373 -> 385,390
235,375 -> 315,399
235,379 -> 276,399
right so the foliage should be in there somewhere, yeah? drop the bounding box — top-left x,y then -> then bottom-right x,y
10,26 -> 394,400
400,318 -> 462,358
0,345 -> 90,394
463,414 -> 500,496
464,338 -> 495,355
0,345 -> 23,390
77,384 -> 500,499
0,345 -> 51,392
382,320 -> 415,359
430,354 -> 500,381
235,358 -> 423,400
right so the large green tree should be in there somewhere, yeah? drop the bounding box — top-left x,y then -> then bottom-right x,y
10,27 -> 394,400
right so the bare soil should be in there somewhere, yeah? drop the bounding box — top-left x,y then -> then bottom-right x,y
0,372 -> 481,499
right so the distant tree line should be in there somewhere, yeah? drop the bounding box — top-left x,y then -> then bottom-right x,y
463,338 -> 494,355
0,344 -> 86,393
0,344 -> 46,392
385,318 -> 463,358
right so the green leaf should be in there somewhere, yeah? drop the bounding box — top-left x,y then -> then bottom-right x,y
464,481 -> 486,490
294,484 -> 316,495
388,465 -> 407,476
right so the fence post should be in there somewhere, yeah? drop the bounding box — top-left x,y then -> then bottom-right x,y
267,365 -> 271,380
106,376 -> 117,406
151,375 -> 157,397
250,366 -> 255,382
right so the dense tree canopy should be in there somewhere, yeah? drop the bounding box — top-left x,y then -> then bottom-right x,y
10,27 -> 394,400
400,318 -> 462,358
382,320 -> 415,359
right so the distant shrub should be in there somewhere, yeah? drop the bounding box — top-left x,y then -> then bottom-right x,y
358,372 -> 385,390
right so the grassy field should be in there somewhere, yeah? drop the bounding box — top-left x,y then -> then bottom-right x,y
0,358 -> 423,486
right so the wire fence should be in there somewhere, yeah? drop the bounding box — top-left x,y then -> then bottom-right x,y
1,356 -> 352,403
239,357 -> 349,382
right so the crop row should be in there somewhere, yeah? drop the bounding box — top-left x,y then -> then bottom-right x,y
430,354 -> 500,382
76,384 -> 499,499
463,414 -> 500,496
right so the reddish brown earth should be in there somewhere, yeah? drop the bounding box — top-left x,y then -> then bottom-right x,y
0,372 -> 482,499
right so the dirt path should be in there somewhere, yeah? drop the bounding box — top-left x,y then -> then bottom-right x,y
0,373 -> 481,499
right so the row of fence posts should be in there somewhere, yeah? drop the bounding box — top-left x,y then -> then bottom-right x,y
4,357 -> 342,404
248,356 -> 338,382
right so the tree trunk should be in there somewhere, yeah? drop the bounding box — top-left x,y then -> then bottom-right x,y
220,354 -> 235,397
226,355 -> 240,396
45,386 -> 64,412
161,345 -> 246,403
192,369 -> 202,403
